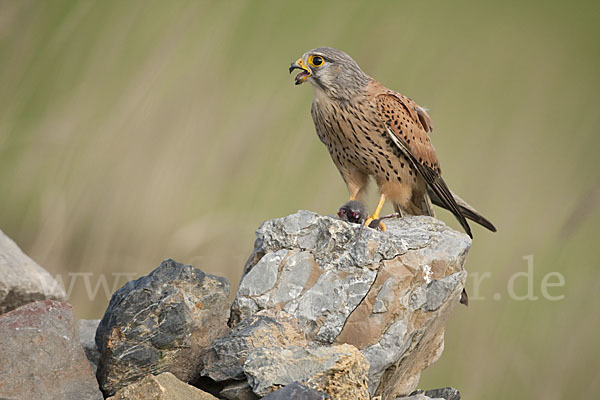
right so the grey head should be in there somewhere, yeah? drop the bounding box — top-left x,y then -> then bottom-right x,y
338,200 -> 368,224
289,47 -> 370,100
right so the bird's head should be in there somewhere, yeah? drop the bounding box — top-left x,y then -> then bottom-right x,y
289,47 -> 370,99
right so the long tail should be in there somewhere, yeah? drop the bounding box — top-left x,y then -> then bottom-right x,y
428,188 -> 497,232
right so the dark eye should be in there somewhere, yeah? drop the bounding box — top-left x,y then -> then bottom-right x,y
310,55 -> 324,67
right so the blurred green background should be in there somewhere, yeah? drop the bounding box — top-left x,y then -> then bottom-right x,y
1,0 -> 599,398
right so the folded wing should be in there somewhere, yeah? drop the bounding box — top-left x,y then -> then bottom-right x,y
374,93 -> 473,238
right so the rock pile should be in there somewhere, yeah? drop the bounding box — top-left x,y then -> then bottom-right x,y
0,211 -> 470,399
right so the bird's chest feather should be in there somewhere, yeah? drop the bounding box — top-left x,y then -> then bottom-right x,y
311,96 -> 390,169
310,93 -> 422,198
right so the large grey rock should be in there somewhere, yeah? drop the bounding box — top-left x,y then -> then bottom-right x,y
80,319 -> 101,374
0,228 -> 66,314
95,259 -> 230,396
231,211 -> 470,399
0,300 -> 103,400
244,343 -> 370,399
107,372 -> 218,400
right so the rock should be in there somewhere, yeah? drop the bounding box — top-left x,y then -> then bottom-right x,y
80,319 -> 101,374
231,211 -> 470,398
95,259 -> 230,396
261,382 -> 327,400
107,372 -> 218,399
219,381 -> 259,400
399,388 -> 460,400
243,343 -> 370,399
202,310 -> 306,383
0,300 -> 102,400
0,228 -> 66,314
422,387 -> 461,400
396,395 -> 439,400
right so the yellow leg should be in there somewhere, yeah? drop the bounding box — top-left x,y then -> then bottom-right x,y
372,193 -> 386,220
349,194 -> 356,201
365,194 -> 386,228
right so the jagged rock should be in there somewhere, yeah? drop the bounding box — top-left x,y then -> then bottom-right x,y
398,387 -> 461,400
201,310 -> 305,400
397,395 -> 439,400
80,319 -> 101,374
107,372 -> 218,399
202,310 -> 306,383
0,300 -> 102,400
219,381 -> 259,400
424,387 -> 460,399
243,343 -> 370,399
95,259 -> 230,396
231,211 -> 470,398
0,228 -> 66,314
261,382 -> 328,399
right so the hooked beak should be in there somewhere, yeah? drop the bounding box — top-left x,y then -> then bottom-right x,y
289,58 -> 311,85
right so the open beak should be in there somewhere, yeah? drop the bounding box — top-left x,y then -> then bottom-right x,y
289,58 -> 311,85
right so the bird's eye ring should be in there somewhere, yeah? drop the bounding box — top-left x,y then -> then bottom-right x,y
309,55 -> 324,67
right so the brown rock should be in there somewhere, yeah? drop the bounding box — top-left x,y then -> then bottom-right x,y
305,344 -> 371,400
0,300 -> 102,400
107,372 -> 218,400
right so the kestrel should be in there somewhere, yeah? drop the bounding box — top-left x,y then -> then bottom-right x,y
290,47 -> 495,237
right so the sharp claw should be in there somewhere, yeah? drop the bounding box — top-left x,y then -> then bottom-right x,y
364,217 -> 386,231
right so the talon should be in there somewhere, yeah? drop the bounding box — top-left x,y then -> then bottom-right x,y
366,218 -> 386,231
363,194 -> 387,230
